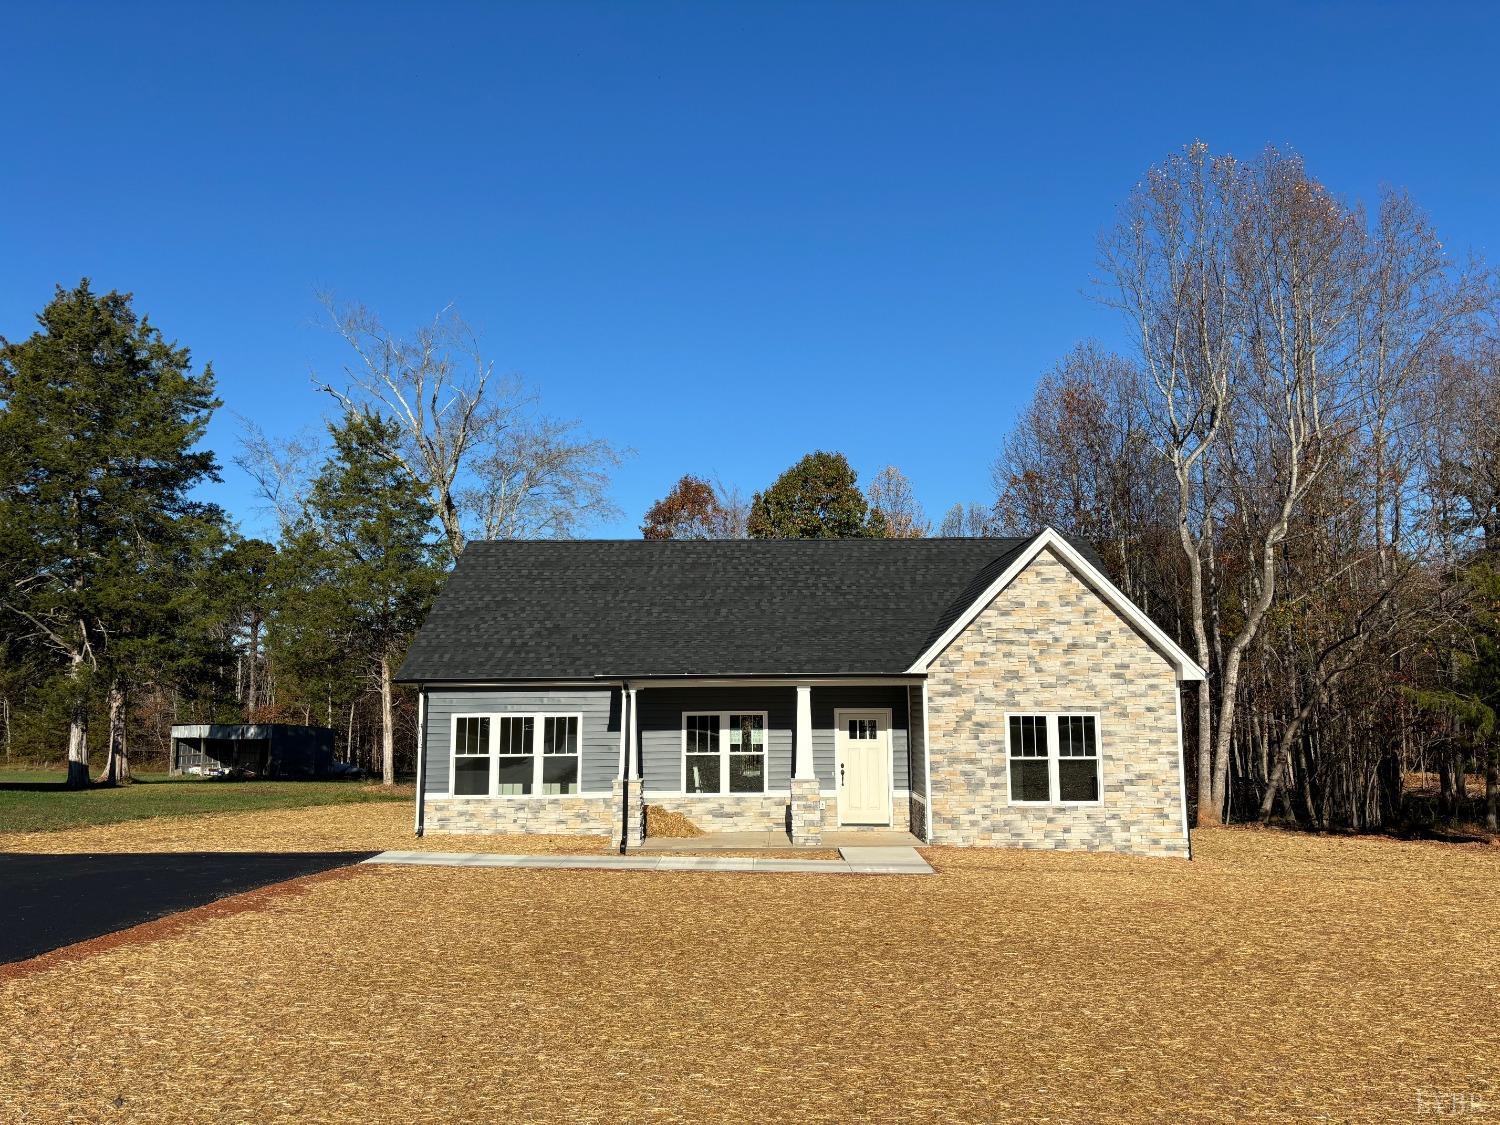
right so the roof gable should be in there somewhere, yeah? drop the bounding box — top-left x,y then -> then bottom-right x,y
905,528 -> 1206,681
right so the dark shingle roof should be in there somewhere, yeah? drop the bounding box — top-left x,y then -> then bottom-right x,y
396,535 -> 1068,682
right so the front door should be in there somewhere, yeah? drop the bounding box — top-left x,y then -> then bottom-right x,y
837,711 -> 892,825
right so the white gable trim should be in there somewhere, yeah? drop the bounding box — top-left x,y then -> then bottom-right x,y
905,527 -> 1207,682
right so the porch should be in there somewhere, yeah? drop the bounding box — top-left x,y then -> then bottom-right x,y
634,828 -> 924,852
619,678 -> 928,848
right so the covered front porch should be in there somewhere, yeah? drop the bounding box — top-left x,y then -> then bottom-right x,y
616,676 -> 930,849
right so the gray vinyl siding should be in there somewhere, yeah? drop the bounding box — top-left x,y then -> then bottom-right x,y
637,687 -> 795,794
423,688 -> 620,795
907,684 -> 926,795
813,685 -> 910,791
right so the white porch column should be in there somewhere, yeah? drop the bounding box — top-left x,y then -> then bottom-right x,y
793,684 -> 814,779
625,685 -> 640,780
790,684 -> 823,845
615,684 -> 644,849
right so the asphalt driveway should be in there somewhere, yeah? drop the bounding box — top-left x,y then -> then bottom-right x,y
0,851 -> 374,964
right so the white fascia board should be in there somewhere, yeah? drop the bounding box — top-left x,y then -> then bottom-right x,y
905,527 -> 1207,682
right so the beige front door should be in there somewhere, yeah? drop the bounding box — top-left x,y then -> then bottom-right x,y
837,710 -> 892,825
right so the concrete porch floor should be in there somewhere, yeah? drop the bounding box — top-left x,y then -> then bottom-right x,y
634,829 -> 923,852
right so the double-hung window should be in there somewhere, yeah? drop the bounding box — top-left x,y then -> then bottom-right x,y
539,715 -> 581,794
453,716 -> 492,795
682,711 -> 767,795
450,713 -> 581,796
1006,712 -> 1101,804
495,716 -> 535,794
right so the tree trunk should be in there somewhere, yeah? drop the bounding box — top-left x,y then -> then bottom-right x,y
379,654 -> 396,786
65,653 -> 90,789
1438,755 -> 1457,823
1486,742 -> 1498,833
96,680 -> 132,786
1178,504 -> 1215,828
247,613 -> 261,715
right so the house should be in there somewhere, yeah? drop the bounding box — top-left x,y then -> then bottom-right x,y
169,723 -> 336,778
395,529 -> 1203,857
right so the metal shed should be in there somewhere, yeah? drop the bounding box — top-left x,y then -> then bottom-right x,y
169,724 -> 336,779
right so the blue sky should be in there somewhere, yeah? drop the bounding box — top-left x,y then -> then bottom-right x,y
4,1 -> 1498,539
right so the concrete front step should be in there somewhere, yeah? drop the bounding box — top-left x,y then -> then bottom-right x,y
365,848 -> 933,876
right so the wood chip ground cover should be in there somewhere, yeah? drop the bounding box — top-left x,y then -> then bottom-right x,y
1,826 -> 1496,1123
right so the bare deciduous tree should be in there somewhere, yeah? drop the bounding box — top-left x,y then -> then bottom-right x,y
1095,141 -> 1493,826
1099,142 -> 1240,822
463,417 -> 623,540
712,477 -> 751,537
315,296 -> 498,556
867,465 -> 930,538
315,295 -> 626,551
991,343 -> 1174,610
234,417 -> 322,534
937,502 -> 994,537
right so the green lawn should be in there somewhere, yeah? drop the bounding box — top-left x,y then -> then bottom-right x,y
0,769 -> 407,835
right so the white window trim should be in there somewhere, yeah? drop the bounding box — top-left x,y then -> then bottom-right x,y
1003,711 -> 1103,807
680,711 -> 770,796
446,712 -> 584,799
833,706 -> 895,828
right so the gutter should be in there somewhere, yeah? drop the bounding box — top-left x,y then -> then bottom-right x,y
921,681 -> 934,844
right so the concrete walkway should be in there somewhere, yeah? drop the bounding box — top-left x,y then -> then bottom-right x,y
365,845 -> 933,876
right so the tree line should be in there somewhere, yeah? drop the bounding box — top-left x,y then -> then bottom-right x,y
0,286 -> 622,786
4,140 -> 1495,835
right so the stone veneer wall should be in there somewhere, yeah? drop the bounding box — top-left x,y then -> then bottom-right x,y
645,793 -> 791,831
424,796 -> 615,835
926,547 -> 1188,858
422,790 -> 914,838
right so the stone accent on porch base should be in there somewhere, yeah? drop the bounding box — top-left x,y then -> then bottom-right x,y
423,795 -> 614,835
641,792 -> 911,837
614,778 -> 644,848
907,793 -> 929,841
645,793 -> 791,833
789,778 -> 823,846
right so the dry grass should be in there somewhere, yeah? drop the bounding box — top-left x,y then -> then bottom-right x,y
0,800 -> 609,856
2,826 -> 1497,1122
0,802 -> 840,861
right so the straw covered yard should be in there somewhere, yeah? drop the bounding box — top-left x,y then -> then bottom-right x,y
1,809 -> 1497,1123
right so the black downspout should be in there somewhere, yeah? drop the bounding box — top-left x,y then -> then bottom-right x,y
618,683 -> 631,855
414,685 -> 427,838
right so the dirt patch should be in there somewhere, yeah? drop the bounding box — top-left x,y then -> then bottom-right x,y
1,827 -> 1496,1122
645,804 -> 705,837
